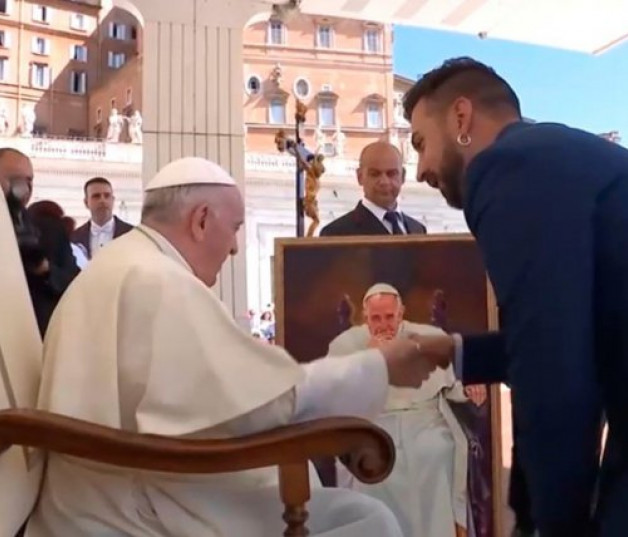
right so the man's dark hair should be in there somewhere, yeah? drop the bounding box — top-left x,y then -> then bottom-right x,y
403,57 -> 521,121
83,176 -> 112,196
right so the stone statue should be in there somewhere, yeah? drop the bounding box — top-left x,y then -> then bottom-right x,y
270,63 -> 283,86
0,102 -> 9,136
314,126 -> 325,152
20,104 -> 36,137
332,125 -> 346,157
128,110 -> 143,144
106,108 -> 124,143
389,129 -> 399,150
393,92 -> 406,124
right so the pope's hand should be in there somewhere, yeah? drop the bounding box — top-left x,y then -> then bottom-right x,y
378,337 -> 436,388
406,334 -> 455,370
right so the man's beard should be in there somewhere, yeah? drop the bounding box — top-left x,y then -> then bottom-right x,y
439,142 -> 466,210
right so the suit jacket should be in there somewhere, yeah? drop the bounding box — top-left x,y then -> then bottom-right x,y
319,201 -> 426,236
71,216 -> 133,258
24,210 -> 80,337
462,121 -> 628,537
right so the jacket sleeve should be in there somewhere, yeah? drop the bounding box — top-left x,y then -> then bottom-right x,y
47,221 -> 79,295
465,149 -> 603,534
461,332 -> 508,385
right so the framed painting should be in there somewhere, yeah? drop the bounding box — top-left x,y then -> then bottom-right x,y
274,233 -> 502,537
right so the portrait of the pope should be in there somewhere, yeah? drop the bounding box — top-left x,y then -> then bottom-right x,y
274,235 -> 499,537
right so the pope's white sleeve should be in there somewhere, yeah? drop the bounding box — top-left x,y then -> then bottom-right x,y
292,349 -> 389,422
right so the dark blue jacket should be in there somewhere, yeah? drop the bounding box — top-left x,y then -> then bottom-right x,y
462,122 -> 628,537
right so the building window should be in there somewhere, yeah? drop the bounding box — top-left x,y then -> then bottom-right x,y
32,37 -> 50,55
109,22 -> 127,40
70,71 -> 87,94
71,44 -> 87,62
366,101 -> 383,128
317,25 -> 332,48
268,98 -> 286,124
70,13 -> 86,31
0,0 -> 10,15
32,5 -> 51,24
364,27 -> 381,53
110,98 -> 116,109
0,30 -> 10,48
0,57 -> 8,81
268,20 -> 284,45
126,87 -> 132,105
96,107 -> 102,123
318,99 -> 335,127
31,63 -> 50,88
130,26 -> 138,40
294,78 -> 310,99
245,75 -> 261,95
108,51 -> 126,69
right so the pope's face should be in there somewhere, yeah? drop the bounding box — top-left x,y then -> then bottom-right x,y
192,186 -> 244,287
363,294 -> 404,340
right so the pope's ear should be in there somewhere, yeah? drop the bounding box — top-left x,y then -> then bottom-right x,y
189,203 -> 211,240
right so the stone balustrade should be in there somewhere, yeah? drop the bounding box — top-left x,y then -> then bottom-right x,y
0,136 -> 143,164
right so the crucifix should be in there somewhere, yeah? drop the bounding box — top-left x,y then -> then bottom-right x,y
274,100 -> 325,237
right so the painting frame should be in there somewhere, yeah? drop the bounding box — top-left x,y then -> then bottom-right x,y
274,233 -> 503,537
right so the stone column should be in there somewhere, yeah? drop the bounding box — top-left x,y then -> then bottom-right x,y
128,0 -> 274,322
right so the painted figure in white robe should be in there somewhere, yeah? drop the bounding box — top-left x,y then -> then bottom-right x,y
328,283 -> 483,537
26,157 -> 438,537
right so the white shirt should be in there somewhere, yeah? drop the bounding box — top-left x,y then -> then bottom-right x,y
89,218 -> 115,256
361,197 -> 407,234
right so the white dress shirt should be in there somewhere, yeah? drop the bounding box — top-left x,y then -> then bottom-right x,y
89,218 -> 115,256
361,197 -> 407,234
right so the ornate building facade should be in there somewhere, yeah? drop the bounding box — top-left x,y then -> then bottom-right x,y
0,5 -> 467,313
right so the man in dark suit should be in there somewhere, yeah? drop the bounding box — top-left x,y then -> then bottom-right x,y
401,57 -> 627,537
319,141 -> 426,236
72,177 -> 133,259
0,148 -> 78,336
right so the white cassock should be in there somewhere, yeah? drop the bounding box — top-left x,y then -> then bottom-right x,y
25,226 -> 403,537
328,321 -> 468,537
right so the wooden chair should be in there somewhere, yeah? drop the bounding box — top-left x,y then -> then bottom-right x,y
0,195 -> 395,536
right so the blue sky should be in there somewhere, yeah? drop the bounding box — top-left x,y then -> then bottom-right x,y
393,26 -> 628,145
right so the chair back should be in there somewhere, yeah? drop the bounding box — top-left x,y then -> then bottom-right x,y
0,194 -> 44,535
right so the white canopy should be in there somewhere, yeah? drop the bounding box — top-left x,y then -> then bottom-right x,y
299,0 -> 628,55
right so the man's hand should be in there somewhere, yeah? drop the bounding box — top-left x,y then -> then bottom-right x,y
464,384 -> 487,407
378,337 -> 435,388
406,334 -> 455,370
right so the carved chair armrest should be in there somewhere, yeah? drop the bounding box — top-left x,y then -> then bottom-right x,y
0,409 -> 394,481
0,409 -> 395,535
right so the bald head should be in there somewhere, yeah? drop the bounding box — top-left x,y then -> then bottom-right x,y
357,141 -> 405,210
359,141 -> 402,167
0,148 -> 33,203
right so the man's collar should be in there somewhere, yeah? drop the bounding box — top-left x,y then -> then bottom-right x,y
90,217 -> 114,233
496,120 -> 529,141
361,197 -> 401,221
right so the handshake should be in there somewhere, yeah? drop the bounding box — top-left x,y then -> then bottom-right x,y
372,333 -> 456,388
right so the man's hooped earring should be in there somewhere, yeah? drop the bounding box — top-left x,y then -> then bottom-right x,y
456,133 -> 471,146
